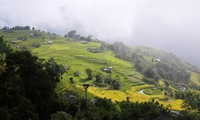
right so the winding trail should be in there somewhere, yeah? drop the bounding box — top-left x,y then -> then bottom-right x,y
138,89 -> 145,94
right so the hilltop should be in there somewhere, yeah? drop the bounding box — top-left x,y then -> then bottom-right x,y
1,26 -> 200,112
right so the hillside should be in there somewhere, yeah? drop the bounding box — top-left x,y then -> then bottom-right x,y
1,27 -> 200,112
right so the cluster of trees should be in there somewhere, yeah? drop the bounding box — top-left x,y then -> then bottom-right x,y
0,36 -> 66,119
108,42 -> 192,90
87,42 -> 108,53
133,54 -> 190,85
109,42 -> 131,60
2,26 -> 30,30
51,91 -> 171,120
119,100 -> 170,120
94,74 -> 121,90
84,68 -> 121,90
180,91 -> 200,112
172,91 -> 200,120
64,30 -> 93,42
176,111 -> 200,120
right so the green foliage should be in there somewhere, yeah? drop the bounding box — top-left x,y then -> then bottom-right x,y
10,98 -> 39,120
142,77 -> 157,85
51,111 -> 74,120
44,58 -> 66,83
67,30 -> 77,38
85,68 -> 93,80
104,75 -> 121,90
0,37 -> 65,119
74,70 -> 81,77
174,91 -> 186,99
143,67 -> 160,80
0,36 -> 12,54
119,101 -> 169,120
9,26 -> 30,30
108,42 -> 194,89
110,42 -> 131,60
51,97 -> 79,118
2,51 -> 56,119
181,91 -> 200,112
94,73 -> 121,90
95,74 -> 104,86
69,77 -> 75,84
176,111 -> 200,120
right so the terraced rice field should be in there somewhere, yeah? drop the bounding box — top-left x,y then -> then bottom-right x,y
1,30 -> 184,111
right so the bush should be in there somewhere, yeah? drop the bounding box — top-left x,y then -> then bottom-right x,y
31,43 -> 40,48
51,111 -> 74,120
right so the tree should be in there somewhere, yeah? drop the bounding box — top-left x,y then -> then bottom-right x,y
69,77 -> 75,84
0,43 -> 66,119
143,68 -> 159,79
119,101 -> 168,120
44,58 -> 66,83
68,30 -> 77,38
4,51 -> 56,119
181,92 -> 200,112
95,74 -> 102,84
51,111 -> 74,120
177,111 -> 200,120
113,81 -> 120,90
0,54 -> 5,75
85,68 -> 93,80
164,81 -> 170,88
0,36 -> 12,54
10,98 -> 39,120
86,35 -> 92,41
64,34 -> 68,38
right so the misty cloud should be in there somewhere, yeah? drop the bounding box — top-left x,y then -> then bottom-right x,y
0,0 -> 200,67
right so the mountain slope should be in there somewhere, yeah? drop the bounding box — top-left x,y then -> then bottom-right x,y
1,28 -> 200,110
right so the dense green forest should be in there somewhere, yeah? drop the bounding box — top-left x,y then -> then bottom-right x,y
1,26 -> 200,120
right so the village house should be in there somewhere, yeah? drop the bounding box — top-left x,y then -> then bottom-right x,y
47,41 -> 53,44
155,58 -> 161,62
11,40 -> 17,44
100,66 -> 112,73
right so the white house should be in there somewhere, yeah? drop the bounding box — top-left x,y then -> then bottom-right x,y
47,41 -> 53,44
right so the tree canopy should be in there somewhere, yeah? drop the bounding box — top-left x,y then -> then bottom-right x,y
0,36 -> 66,120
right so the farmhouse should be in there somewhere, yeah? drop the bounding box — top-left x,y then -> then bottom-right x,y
81,41 -> 88,44
30,32 -> 34,36
11,40 -> 17,44
100,66 -> 112,73
47,41 -> 53,44
155,58 -> 161,62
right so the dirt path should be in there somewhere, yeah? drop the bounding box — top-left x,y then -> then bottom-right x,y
138,89 -> 145,94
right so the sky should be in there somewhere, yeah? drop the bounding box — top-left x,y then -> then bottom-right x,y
0,0 -> 200,67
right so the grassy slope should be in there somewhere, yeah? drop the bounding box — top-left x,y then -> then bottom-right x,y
0,30 -> 184,110
32,40 -> 184,110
